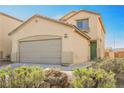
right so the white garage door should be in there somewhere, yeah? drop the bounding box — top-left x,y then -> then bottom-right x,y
19,39 -> 61,64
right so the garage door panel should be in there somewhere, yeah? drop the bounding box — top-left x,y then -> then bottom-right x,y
21,58 -> 61,64
21,53 -> 61,57
20,54 -> 61,59
19,39 -> 61,64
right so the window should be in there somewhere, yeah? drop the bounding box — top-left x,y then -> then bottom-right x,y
77,19 -> 89,30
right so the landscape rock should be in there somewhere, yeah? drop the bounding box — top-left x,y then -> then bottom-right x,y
44,68 -> 70,88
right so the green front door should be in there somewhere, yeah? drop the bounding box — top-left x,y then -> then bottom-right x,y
90,41 -> 97,60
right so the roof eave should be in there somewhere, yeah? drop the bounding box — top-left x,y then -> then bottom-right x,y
0,12 -> 23,22
98,17 -> 106,33
60,11 -> 77,20
72,25 -> 91,40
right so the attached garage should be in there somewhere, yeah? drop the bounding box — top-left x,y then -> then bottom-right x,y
19,38 -> 62,64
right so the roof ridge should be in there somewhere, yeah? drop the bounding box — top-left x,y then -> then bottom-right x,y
78,10 -> 100,15
34,14 -> 73,27
60,10 -> 77,20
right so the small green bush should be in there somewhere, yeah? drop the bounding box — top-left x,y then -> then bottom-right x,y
72,67 -> 116,88
0,66 -> 44,88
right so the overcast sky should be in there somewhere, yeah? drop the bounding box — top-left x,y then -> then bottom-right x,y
0,5 -> 124,49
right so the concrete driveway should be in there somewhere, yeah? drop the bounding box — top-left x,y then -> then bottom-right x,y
0,61 -> 93,71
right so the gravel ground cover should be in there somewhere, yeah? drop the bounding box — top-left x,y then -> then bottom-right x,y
0,62 -> 93,71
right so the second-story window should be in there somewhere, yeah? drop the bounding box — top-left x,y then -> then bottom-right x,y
76,19 -> 89,30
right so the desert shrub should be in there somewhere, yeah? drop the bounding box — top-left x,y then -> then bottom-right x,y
0,66 -> 44,88
93,58 -> 124,87
0,68 -> 9,88
93,58 -> 124,75
72,67 -> 116,88
43,68 -> 70,88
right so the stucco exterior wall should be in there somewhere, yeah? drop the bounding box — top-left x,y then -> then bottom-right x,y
62,12 -> 105,59
10,16 -> 90,64
0,14 -> 22,59
96,18 -> 105,58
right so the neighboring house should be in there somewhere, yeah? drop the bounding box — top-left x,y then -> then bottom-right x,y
105,48 -> 114,58
0,13 -> 23,59
1,10 -> 105,65
114,48 -> 124,58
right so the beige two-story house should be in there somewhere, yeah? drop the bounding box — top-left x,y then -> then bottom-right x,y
0,10 -> 105,65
